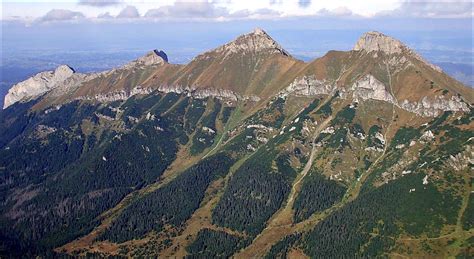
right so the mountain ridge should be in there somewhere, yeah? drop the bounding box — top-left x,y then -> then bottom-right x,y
4,28 -> 473,118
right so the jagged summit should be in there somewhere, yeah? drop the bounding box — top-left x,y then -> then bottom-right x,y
151,49 -> 168,62
56,64 -> 76,74
212,27 -> 290,58
4,64 -> 76,109
354,31 -> 442,72
251,27 -> 267,36
353,31 -> 407,54
123,49 -> 168,69
167,27 -> 299,98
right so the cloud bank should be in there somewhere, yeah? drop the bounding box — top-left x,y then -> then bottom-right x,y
78,0 -> 122,7
40,9 -> 85,22
145,0 -> 228,19
378,0 -> 473,18
117,5 -> 140,19
9,0 -> 474,24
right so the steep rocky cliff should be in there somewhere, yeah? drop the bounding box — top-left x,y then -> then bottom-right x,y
4,65 -> 76,108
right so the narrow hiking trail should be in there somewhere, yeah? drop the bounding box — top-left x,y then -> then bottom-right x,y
235,100 -> 335,258
237,64 -> 401,258
235,115 -> 333,258
274,114 -> 334,227
341,61 -> 398,204
295,63 -> 400,234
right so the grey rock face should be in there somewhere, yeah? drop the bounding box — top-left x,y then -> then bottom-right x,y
354,31 -> 442,72
196,28 -> 290,61
354,31 -> 406,55
283,73 -> 470,117
78,85 -> 260,104
351,74 -> 395,103
77,87 -> 153,102
158,85 -> 261,102
279,76 -> 335,97
400,96 -> 470,117
122,49 -> 168,69
4,65 -> 76,109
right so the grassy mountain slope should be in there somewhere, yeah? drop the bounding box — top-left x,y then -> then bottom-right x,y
0,29 -> 472,257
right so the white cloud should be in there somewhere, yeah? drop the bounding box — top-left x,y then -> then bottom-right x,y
117,5 -> 140,18
3,0 -> 472,23
145,0 -> 227,19
317,7 -> 353,17
378,0 -> 473,18
97,12 -> 114,18
79,0 -> 122,7
228,8 -> 282,19
40,9 -> 85,22
269,0 -> 283,5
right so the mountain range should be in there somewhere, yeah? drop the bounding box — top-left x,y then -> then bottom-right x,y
1,28 -> 473,257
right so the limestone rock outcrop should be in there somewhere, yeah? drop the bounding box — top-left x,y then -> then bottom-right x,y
279,76 -> 335,97
351,74 -> 395,103
205,28 -> 290,60
78,85 -> 260,104
4,65 -> 76,109
400,95 -> 470,117
354,31 -> 442,72
122,49 -> 168,69
354,31 -> 406,55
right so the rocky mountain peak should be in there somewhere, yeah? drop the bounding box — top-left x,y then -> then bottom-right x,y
152,49 -> 168,62
353,31 -> 406,54
251,27 -> 267,36
122,49 -> 168,69
354,31 -> 442,72
55,64 -> 76,76
213,28 -> 290,57
4,64 -> 77,109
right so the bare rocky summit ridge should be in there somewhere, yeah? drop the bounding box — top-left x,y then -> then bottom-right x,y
354,31 -> 406,55
3,29 -> 472,116
354,31 -> 442,72
210,27 -> 290,59
4,50 -> 170,108
4,65 -> 76,109
122,49 -> 168,69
